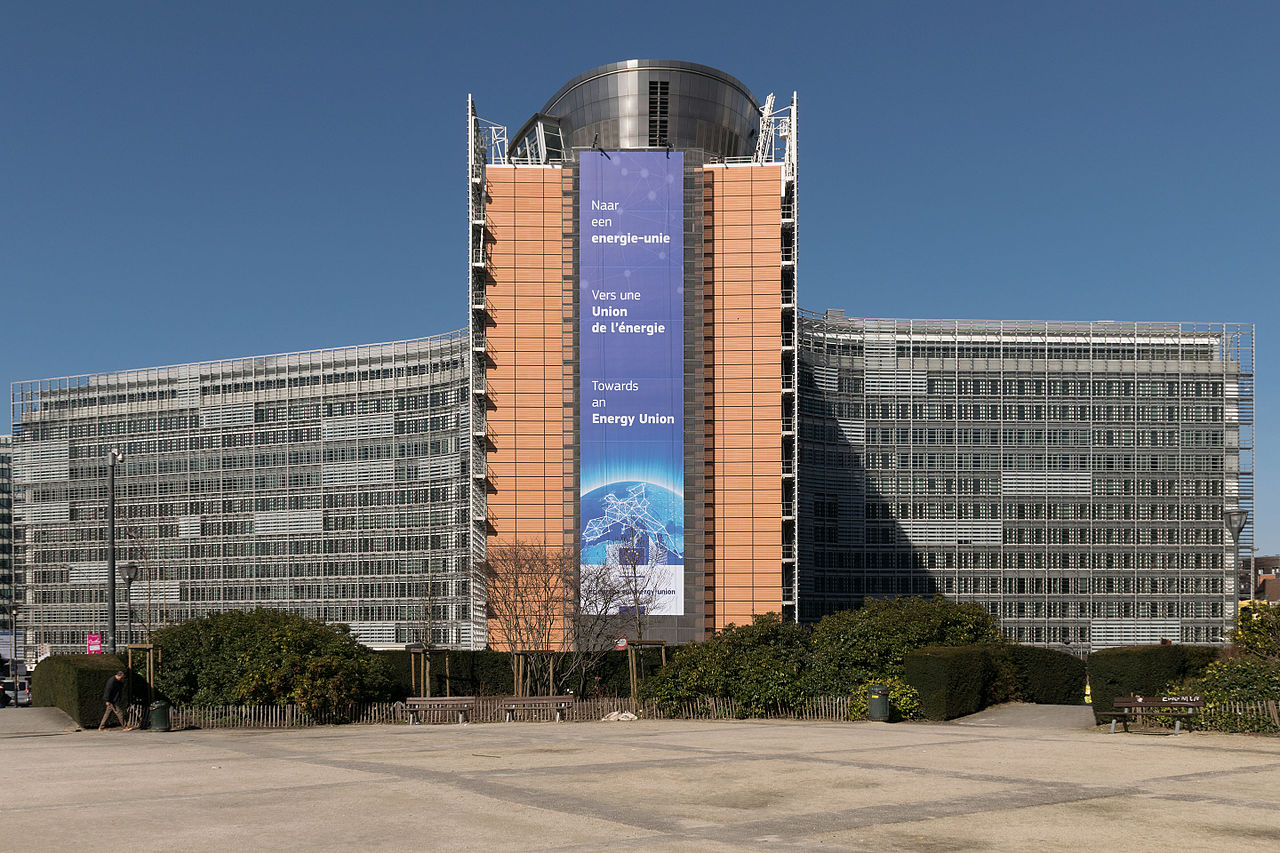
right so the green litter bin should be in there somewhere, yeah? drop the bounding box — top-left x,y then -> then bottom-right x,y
149,701 -> 171,732
867,684 -> 890,722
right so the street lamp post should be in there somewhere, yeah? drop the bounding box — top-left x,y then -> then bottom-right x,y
119,562 -> 139,647
1225,509 -> 1250,600
107,448 -> 124,654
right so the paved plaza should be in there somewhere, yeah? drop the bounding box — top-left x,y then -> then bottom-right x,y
3,705 -> 1279,851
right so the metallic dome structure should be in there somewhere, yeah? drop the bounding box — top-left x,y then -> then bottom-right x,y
508,59 -> 762,162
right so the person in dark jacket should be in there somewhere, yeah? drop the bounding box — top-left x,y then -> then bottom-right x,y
99,671 -> 134,731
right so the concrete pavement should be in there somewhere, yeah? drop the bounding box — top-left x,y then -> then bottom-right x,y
3,706 -> 1279,851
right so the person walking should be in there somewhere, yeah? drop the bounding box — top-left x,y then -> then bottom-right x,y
100,670 -> 134,731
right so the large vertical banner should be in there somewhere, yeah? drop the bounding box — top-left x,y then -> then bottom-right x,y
579,151 -> 684,616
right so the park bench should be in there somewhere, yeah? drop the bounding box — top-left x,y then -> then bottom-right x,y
1098,695 -> 1204,734
405,696 -> 477,725
498,696 -> 575,723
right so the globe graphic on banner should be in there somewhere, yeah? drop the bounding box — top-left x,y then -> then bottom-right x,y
580,481 -> 684,567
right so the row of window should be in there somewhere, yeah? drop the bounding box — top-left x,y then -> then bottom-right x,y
800,402 -> 1226,424
800,335 -> 1223,363
29,556 -> 469,586
19,389 -> 467,438
29,532 -> 464,564
808,550 -> 1226,571
58,462 -> 465,495
28,485 -> 466,514
843,474 -> 1225,498
826,426 -> 1226,448
810,573 -> 1226,596
918,378 -> 1227,397
846,501 -> 1224,521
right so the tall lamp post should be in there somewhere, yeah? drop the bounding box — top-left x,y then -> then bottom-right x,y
1225,509 -> 1250,600
107,448 -> 124,654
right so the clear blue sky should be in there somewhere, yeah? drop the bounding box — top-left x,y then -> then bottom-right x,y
4,1 -> 1276,550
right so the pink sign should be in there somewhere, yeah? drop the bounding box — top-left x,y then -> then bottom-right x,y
87,634 -> 102,654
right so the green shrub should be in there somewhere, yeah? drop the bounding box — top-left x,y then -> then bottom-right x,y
1008,645 -> 1086,705
1182,658 -> 1280,702
1232,602 -> 1280,660
804,597 -> 1006,695
31,655 -> 146,728
1169,658 -> 1280,733
641,614 -> 810,716
847,677 -> 922,722
1086,644 -> 1219,723
151,609 -> 394,719
903,646 -> 999,720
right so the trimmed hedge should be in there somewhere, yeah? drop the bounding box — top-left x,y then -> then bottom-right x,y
904,644 -> 1087,720
903,646 -> 996,720
377,649 -> 516,697
1009,645 -> 1086,705
1086,644 -> 1219,723
31,655 -> 146,728
375,648 -> 670,698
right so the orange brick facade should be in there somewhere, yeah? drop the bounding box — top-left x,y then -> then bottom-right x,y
702,164 -> 785,631
483,167 -> 571,550
483,161 -> 785,642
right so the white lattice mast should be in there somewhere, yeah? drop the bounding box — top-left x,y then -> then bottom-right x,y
769,91 -> 799,620
466,95 -> 490,647
753,93 -> 775,162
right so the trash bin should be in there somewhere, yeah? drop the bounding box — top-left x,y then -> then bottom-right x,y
867,684 -> 890,722
149,700 -> 171,732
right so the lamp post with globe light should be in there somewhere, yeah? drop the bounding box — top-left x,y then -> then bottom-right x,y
119,562 -> 139,647
1225,509 -> 1250,600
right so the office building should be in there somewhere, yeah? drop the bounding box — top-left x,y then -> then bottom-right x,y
10,60 -> 1257,654
470,60 -> 798,643
798,315 -> 1254,646
10,335 -> 477,655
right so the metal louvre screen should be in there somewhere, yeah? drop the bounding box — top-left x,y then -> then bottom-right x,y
578,151 -> 685,616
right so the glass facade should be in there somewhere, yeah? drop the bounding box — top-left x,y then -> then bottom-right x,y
797,315 -> 1255,649
10,334 -> 479,655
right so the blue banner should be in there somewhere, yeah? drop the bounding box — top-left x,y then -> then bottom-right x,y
579,151 -> 684,616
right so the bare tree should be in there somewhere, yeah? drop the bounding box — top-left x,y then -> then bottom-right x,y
483,540 -> 575,696
558,560 -> 632,696
557,544 -> 664,697
485,537 -> 666,698
123,523 -> 158,637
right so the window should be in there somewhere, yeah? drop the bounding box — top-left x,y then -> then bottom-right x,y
648,80 -> 670,146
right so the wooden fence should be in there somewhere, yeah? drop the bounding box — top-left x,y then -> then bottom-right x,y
156,695 -> 857,729
149,696 -> 1280,732
1195,699 -> 1280,733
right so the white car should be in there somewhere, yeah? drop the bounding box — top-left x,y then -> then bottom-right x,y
1,678 -> 31,706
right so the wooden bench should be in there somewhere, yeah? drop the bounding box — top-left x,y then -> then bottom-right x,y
405,696 -> 477,725
498,696 -> 575,723
1098,695 -> 1204,734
